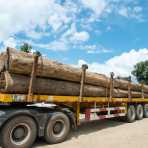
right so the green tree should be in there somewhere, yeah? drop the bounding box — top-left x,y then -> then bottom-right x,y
132,60 -> 148,84
20,43 -> 32,53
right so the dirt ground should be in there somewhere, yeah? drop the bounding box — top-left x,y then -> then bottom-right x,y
34,118 -> 148,148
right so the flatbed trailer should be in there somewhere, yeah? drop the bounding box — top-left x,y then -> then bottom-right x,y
0,93 -> 148,148
0,54 -> 148,148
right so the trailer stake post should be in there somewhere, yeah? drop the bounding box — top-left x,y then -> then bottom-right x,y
141,81 -> 144,99
76,64 -> 88,126
79,64 -> 88,101
109,72 -> 114,102
128,76 -> 132,102
27,51 -> 41,102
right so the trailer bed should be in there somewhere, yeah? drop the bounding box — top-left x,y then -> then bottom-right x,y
1,93 -> 148,103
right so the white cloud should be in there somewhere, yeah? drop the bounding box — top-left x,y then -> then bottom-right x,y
80,44 -> 112,54
0,0 -> 143,43
0,0 -> 144,53
118,7 -> 128,17
26,31 -> 49,40
134,6 -> 143,13
81,0 -> 107,17
3,37 -> 17,48
118,6 -> 143,20
40,40 -> 68,51
28,22 -> 90,51
71,31 -> 89,42
47,2 -> 72,31
0,0 -> 49,40
0,0 -> 77,42
81,0 -> 143,22
0,37 -> 17,52
84,45 -> 97,53
24,38 -> 68,52
62,23 -> 90,43
76,48 -> 148,77
0,0 -> 89,51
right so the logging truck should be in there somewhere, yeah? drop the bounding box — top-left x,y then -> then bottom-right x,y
0,49 -> 148,148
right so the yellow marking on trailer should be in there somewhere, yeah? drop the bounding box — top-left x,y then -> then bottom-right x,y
1,93 -> 148,103
0,94 -> 12,102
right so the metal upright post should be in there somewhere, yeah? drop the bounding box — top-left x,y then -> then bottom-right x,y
108,72 -> 114,114
141,82 -> 144,99
27,51 -> 41,102
128,76 -> 132,101
76,64 -> 88,126
109,72 -> 114,102
79,64 -> 88,101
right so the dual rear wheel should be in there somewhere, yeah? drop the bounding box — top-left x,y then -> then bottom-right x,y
44,112 -> 70,144
136,104 -> 143,120
143,104 -> 148,118
0,112 -> 70,148
126,104 -> 148,122
0,116 -> 37,148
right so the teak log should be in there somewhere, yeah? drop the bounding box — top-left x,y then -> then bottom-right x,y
0,72 -> 147,98
0,47 -> 148,93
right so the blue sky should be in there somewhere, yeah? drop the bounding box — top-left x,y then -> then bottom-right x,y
0,0 -> 148,76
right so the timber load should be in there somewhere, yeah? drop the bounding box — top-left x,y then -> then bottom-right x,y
0,47 -> 148,98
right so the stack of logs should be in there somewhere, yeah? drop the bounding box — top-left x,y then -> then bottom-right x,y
0,47 -> 148,98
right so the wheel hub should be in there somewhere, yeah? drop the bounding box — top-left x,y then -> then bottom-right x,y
10,123 -> 31,145
12,126 -> 27,141
53,121 -> 63,134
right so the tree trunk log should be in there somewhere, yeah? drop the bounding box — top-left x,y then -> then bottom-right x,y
0,52 -> 6,73
0,72 -> 147,98
1,47 -> 148,93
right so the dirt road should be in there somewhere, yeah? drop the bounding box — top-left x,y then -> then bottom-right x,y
34,118 -> 148,148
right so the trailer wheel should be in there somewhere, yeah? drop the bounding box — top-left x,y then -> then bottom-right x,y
0,116 -> 37,148
144,104 -> 148,118
136,104 -> 143,120
126,105 -> 136,123
44,112 -> 70,144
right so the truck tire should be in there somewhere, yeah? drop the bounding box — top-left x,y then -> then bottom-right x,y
126,105 -> 136,123
136,104 -> 143,120
0,116 -> 37,148
44,112 -> 70,144
143,104 -> 148,118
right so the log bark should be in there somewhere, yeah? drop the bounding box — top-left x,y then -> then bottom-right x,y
0,52 -> 6,73
0,72 -> 109,96
0,72 -> 147,98
1,47 -> 148,93
114,79 -> 148,92
3,48 -> 110,87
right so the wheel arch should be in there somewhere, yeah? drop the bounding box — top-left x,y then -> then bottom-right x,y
62,110 -> 76,129
0,111 -> 39,136
46,109 -> 76,129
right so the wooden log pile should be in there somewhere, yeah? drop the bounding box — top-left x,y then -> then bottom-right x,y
0,47 -> 148,98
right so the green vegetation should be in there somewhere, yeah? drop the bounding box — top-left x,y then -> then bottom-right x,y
132,61 -> 148,84
20,43 -> 32,53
